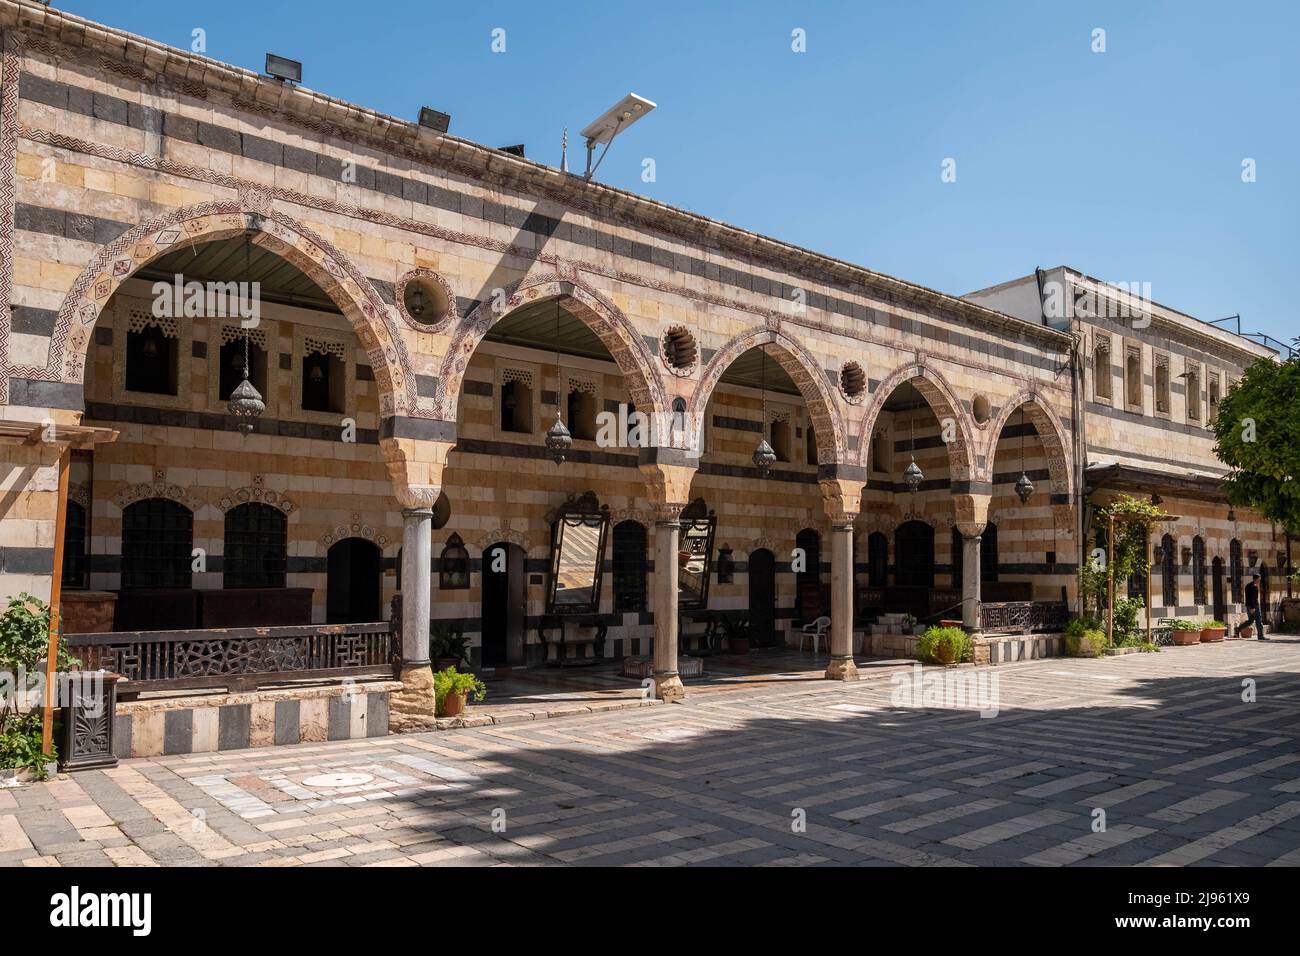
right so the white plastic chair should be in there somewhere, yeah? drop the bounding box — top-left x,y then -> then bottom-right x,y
800,616 -> 831,655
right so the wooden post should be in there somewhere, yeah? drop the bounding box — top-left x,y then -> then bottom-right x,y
1106,514 -> 1115,646
41,448 -> 71,757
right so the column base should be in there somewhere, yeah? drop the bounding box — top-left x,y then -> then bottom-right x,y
824,655 -> 859,681
389,663 -> 438,733
653,671 -> 686,703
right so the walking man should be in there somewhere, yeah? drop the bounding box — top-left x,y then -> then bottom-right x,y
1245,573 -> 1267,640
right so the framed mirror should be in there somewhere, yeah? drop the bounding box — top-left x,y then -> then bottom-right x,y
678,498 -> 717,610
546,492 -> 611,615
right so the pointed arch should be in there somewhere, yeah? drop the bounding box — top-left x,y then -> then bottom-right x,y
436,271 -> 668,425
690,324 -> 847,463
857,362 -> 975,480
983,391 -> 1074,496
43,198 -> 419,417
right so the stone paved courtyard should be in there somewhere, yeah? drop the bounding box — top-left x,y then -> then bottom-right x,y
4,639 -> 1300,867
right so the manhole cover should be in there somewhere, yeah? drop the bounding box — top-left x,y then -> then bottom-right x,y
301,772 -> 375,788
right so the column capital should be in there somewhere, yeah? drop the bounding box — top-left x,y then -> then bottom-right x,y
952,492 -> 992,534
956,521 -> 986,539
382,435 -> 454,510
819,476 -> 864,527
639,461 -> 696,516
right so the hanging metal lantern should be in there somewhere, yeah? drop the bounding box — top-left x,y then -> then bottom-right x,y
1015,471 -> 1035,504
228,375 -> 264,435
903,457 -> 923,493
752,438 -> 776,477
227,330 -> 264,435
545,411 -> 572,465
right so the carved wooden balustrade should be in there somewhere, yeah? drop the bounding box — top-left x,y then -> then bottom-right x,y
66,622 -> 396,696
978,601 -> 1069,634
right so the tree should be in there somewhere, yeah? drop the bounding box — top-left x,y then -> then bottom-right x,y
1213,353 -> 1300,534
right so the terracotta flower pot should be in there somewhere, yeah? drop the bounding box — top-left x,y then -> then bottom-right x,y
730,637 -> 750,654
1239,625 -> 1254,639
439,691 -> 467,718
934,641 -> 959,664
1170,629 -> 1201,646
1199,627 -> 1226,643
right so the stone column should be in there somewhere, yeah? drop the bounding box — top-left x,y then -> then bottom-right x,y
820,476 -> 864,681
383,433 -> 455,733
960,529 -> 982,631
400,507 -> 433,666
952,492 -> 992,636
639,457 -> 697,703
652,510 -> 685,703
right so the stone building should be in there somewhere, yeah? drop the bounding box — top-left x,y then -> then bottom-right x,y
0,1 -> 1288,729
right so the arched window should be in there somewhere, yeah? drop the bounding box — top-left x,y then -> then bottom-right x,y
439,533 -> 469,590
981,521 -> 999,583
223,503 -> 287,588
612,520 -> 648,613
867,532 -> 888,587
895,520 -> 935,588
795,528 -> 821,618
1161,533 -> 1177,607
1093,340 -> 1112,400
1230,539 -> 1243,603
121,499 -> 193,590
1192,536 -> 1207,605
62,500 -> 88,590
770,417 -> 792,462
1126,349 -> 1142,406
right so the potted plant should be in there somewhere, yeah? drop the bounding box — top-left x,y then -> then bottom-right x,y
1200,620 -> 1227,642
430,623 -> 470,672
1167,619 -> 1202,645
720,616 -> 750,654
434,666 -> 487,718
1064,617 -> 1107,657
915,626 -> 971,665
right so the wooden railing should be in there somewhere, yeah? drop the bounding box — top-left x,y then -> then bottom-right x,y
66,622 -> 396,695
979,601 -> 1069,634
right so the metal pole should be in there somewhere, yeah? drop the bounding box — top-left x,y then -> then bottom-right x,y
41,448 -> 71,757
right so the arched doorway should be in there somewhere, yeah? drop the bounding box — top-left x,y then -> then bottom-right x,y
1160,534 -> 1177,608
480,542 -> 526,667
895,520 -> 935,587
1212,556 -> 1227,623
326,538 -> 382,623
795,528 -> 823,621
748,549 -> 778,647
867,532 -> 888,587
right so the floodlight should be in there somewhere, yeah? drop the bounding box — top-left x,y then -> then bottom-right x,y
418,107 -> 451,133
265,54 -> 302,84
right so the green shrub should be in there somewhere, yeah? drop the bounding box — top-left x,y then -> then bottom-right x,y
1203,621 -> 1227,629
915,626 -> 971,665
1167,619 -> 1200,631
1112,597 -> 1144,643
0,593 -> 72,774
433,666 -> 487,716
0,712 -> 52,778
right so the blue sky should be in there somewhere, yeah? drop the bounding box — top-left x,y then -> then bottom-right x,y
63,0 -> 1298,346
